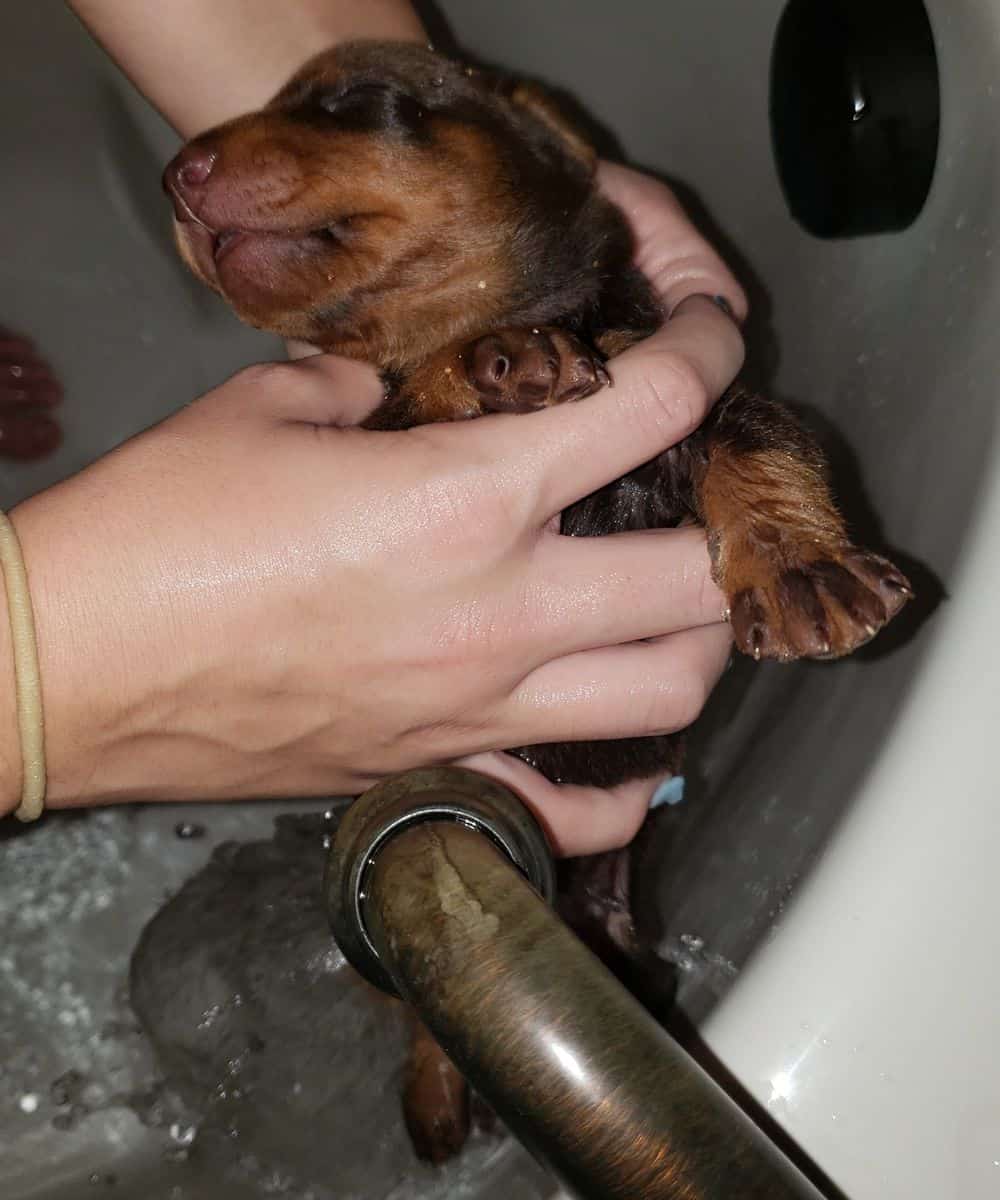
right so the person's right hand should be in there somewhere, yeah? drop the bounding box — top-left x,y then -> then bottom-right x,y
4,288 -> 740,845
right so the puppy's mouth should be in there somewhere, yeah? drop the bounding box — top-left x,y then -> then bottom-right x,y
174,216 -> 341,288
212,226 -> 339,263
211,229 -> 249,265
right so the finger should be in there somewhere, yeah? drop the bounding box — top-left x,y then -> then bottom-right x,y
0,358 -> 58,383
289,353 -> 386,425
214,353 -> 384,427
475,294 -> 743,519
458,750 -> 659,856
597,162 -> 748,320
0,379 -> 63,409
284,339 -> 323,360
0,334 -> 39,358
503,622 -> 733,746
527,524 -> 727,657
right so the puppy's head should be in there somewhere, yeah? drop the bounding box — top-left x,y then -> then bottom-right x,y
164,41 -> 604,366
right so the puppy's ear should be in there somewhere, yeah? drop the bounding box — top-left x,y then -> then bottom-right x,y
508,81 -> 598,175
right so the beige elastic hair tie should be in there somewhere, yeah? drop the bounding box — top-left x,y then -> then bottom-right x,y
0,513 -> 46,821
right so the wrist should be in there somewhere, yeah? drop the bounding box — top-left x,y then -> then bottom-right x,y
69,1 -> 428,137
7,486 -> 132,813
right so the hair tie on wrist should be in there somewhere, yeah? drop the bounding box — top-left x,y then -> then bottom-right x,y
0,512 -> 46,821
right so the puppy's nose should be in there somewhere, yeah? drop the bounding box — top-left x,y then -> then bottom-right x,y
162,145 -> 218,220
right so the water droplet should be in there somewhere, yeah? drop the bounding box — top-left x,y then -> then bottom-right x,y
18,1092 -> 39,1114
174,822 -> 205,840
169,1121 -> 197,1147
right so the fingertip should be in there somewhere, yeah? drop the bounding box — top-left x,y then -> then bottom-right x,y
595,161 -> 749,326
284,339 -> 322,360
457,752 -> 658,857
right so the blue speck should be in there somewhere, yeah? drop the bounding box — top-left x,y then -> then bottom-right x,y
651,776 -> 686,808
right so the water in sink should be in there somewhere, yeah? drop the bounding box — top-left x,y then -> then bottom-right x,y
0,807 -> 551,1200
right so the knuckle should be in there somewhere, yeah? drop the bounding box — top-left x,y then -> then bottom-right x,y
663,670 -> 711,732
232,360 -> 294,390
625,348 -> 708,443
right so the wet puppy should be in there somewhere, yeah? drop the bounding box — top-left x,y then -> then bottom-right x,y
162,39 -> 911,1160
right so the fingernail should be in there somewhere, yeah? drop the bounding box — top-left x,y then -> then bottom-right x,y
650,775 -> 686,809
712,295 -> 736,320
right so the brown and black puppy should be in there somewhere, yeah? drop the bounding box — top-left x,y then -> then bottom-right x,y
162,38 -> 911,1161
164,40 -> 911,788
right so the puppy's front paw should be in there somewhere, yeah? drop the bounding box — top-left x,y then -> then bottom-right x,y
467,328 -> 609,413
728,544 -> 913,662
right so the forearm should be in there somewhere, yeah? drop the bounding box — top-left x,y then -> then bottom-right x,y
65,0 -> 426,136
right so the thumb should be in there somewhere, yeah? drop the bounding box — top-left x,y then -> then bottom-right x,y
209,353 -> 385,428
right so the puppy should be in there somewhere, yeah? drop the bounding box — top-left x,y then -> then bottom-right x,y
162,39 -> 911,1161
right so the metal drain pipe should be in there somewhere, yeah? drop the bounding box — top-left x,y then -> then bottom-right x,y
326,767 -> 824,1200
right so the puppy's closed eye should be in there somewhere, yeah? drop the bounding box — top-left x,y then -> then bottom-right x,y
312,81 -> 426,136
316,81 -> 392,115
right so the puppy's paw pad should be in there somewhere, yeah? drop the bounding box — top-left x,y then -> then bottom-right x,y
729,547 -> 912,662
547,329 -> 611,403
466,328 -> 607,412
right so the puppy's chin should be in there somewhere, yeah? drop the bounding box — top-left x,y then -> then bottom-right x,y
173,219 -> 343,339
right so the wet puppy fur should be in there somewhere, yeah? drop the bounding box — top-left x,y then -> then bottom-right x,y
162,39 -> 912,1162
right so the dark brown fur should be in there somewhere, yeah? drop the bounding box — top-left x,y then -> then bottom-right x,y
163,38 -> 912,1162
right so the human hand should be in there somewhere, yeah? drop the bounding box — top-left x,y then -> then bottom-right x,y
278,168 -> 748,856
276,166 -> 749,859
459,162 -> 748,853
6,210 -> 740,845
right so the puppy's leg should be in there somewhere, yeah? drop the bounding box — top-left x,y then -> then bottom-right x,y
692,384 -> 913,660
402,1015 -> 470,1165
363,327 -> 609,429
